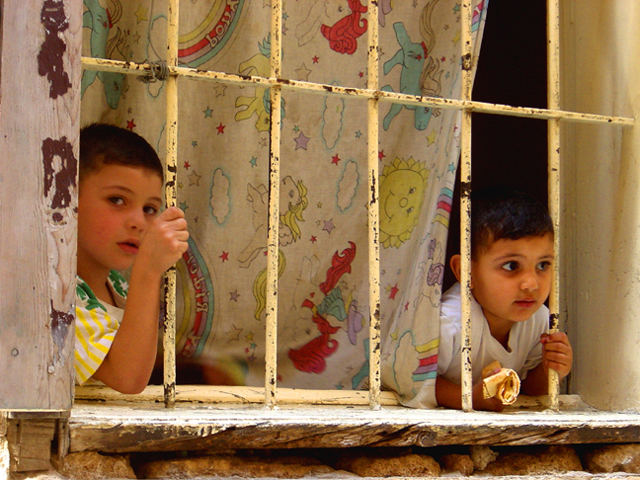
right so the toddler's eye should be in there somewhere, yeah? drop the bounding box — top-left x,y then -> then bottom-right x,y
109,197 -> 124,205
144,205 -> 159,215
501,261 -> 519,272
537,261 -> 552,271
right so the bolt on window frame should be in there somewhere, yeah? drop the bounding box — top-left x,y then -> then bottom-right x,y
78,0 -> 634,412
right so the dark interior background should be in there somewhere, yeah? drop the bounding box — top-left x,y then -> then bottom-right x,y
443,0 -> 548,291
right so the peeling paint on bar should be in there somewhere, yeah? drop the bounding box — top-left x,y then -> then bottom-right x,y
264,0 -> 283,408
547,0 -> 561,411
367,0 -> 382,411
81,57 -> 634,127
459,0 -> 474,413
163,0 -> 180,408
76,385 -> 402,406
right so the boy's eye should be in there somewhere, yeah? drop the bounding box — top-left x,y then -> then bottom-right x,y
537,261 -> 552,271
144,205 -> 159,215
109,197 -> 124,205
501,261 -> 519,272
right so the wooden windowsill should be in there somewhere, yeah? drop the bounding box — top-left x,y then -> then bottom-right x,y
69,388 -> 640,453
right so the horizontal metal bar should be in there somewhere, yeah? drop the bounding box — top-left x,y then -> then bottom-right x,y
82,57 -> 634,127
74,386 -> 585,409
75,385 -> 401,406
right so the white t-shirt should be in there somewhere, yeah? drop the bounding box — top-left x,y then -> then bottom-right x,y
437,283 -> 548,385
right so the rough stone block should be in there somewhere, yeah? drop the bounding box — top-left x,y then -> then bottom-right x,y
51,451 -> 136,479
136,453 -> 335,479
9,472 -> 66,480
584,444 -> 640,473
469,445 -> 498,471
482,445 -> 583,476
336,452 -> 441,477
440,453 -> 474,475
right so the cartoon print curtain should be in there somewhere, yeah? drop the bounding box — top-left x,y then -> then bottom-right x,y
81,0 -> 488,408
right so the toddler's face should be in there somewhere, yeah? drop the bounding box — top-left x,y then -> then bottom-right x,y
471,233 -> 554,330
77,164 -> 163,279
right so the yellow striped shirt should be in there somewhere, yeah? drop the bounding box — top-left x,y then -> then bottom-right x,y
74,271 -> 128,385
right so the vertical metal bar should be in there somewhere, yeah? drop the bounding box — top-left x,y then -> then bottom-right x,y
459,0 -> 474,413
367,0 -> 382,410
546,0 -> 561,410
264,0 -> 282,409
163,0 -> 179,408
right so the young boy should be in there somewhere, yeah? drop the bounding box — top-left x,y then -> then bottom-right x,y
436,186 -> 573,411
75,123 -> 189,394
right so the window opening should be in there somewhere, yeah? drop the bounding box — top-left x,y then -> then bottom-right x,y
77,0 -> 633,414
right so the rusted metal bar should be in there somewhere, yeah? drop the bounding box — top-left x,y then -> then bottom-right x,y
367,0 -> 382,411
163,0 -> 179,408
264,0 -> 283,409
459,1 -> 474,413
81,58 -> 635,127
547,0 -> 561,411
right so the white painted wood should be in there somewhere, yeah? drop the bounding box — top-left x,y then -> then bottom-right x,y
0,0 -> 81,410
68,397 -> 640,452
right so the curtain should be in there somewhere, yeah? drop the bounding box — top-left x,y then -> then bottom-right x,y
81,0 -> 488,408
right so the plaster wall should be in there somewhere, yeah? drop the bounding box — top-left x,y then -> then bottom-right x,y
564,0 -> 640,410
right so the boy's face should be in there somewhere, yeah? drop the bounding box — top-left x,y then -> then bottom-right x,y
471,233 -> 554,330
77,164 -> 163,279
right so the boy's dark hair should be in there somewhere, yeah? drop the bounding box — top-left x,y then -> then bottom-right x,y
471,186 -> 554,258
79,123 -> 163,182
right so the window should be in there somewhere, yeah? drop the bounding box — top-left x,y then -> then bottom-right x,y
1,0 -> 637,465
75,0 -> 634,415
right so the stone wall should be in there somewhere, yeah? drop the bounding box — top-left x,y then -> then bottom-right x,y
12,443 -> 640,479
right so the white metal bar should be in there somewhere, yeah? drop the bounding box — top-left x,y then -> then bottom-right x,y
73,385 -> 590,408
264,0 -> 283,409
81,58 -> 635,127
547,0 -> 561,411
76,385 -> 402,406
367,0 -> 382,411
459,1 -> 474,413
163,0 -> 179,408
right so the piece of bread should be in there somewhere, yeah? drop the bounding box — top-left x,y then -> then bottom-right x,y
481,361 -> 521,405
482,360 -> 502,379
